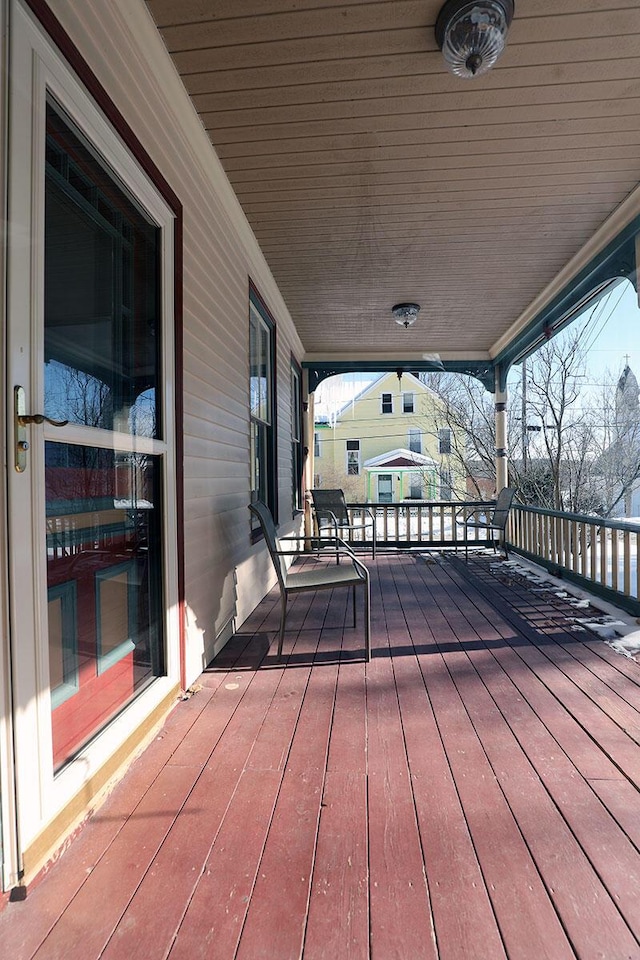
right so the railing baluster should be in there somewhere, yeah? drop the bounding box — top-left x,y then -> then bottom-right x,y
600,526 -> 607,586
611,529 -> 619,592
623,529 -> 631,596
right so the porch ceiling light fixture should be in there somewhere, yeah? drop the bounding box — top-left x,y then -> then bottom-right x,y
435,0 -> 514,79
392,302 -> 421,328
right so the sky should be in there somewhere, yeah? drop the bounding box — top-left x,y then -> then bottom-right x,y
572,280 -> 640,382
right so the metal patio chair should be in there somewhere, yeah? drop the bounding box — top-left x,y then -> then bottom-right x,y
249,501 -> 371,661
311,488 -> 377,559
460,486 -> 515,559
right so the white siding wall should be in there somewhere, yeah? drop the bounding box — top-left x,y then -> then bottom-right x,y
43,0 -> 304,682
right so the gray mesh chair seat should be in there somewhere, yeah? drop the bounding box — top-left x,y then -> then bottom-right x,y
311,488 -> 376,558
460,486 -> 515,559
249,501 -> 370,661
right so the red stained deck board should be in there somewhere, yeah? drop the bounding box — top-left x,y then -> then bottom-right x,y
166,766 -> 285,960
99,655 -> 301,960
464,644 -> 640,934
493,621 -> 640,784
543,642 -> 640,738
0,685 -> 218,958
440,643 -> 640,955
578,636 -> 640,687
304,766 -> 368,960
454,563 -> 640,732
30,764 -> 198,960
558,638 -> 640,711
171,631 -> 332,960
397,567 -> 574,960
103,645 -> 322,960
169,588 -> 340,960
590,778 -> 640,849
429,561 -> 628,783
420,560 -> 640,947
384,564 -> 508,960
233,660 -> 341,959
304,632 -> 369,960
7,554 -> 640,960
166,675 -> 260,768
365,561 -> 438,960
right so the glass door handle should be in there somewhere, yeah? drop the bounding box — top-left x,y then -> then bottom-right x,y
14,385 -> 68,472
17,413 -> 68,426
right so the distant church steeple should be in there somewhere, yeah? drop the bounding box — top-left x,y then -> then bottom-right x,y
616,362 -> 639,428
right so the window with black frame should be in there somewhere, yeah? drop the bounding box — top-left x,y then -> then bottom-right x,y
439,428 -> 452,455
249,289 -> 276,533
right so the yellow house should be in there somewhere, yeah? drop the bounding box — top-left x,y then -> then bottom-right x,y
313,373 -> 463,503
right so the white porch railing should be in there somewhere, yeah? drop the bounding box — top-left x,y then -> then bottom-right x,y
339,500 -> 640,614
509,503 -> 640,607
342,500 -> 495,549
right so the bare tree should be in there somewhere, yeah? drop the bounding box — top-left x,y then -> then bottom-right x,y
421,325 -> 640,517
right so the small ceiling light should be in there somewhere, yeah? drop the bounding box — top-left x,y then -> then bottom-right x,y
435,0 -> 514,79
392,303 -> 421,328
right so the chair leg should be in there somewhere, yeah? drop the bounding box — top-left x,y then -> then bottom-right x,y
352,584 -> 356,627
465,523 -> 469,561
372,521 -> 376,560
277,593 -> 287,659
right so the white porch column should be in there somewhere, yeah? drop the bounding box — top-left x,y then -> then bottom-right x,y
303,370 -> 315,538
495,369 -> 508,493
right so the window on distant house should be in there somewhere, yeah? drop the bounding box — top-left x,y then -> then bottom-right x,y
381,392 -> 393,414
249,288 -> 276,533
440,467 -> 452,500
291,360 -> 303,512
408,428 -> 422,454
403,392 -> 414,413
439,427 -> 452,455
314,431 -> 321,457
346,439 -> 361,475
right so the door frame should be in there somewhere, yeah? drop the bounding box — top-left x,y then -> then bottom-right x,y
0,0 -> 21,894
3,0 -> 184,888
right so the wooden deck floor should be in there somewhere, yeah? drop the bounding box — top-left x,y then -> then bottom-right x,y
2,553 -> 640,959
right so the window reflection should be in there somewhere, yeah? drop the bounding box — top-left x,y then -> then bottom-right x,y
46,442 -> 164,770
44,100 -> 160,438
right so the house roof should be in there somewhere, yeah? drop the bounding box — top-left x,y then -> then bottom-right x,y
364,447 -> 437,470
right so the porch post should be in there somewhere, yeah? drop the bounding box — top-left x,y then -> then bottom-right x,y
303,370 -> 315,539
495,369 -> 508,493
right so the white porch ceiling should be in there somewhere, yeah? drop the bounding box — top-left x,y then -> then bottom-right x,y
145,0 -> 640,363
